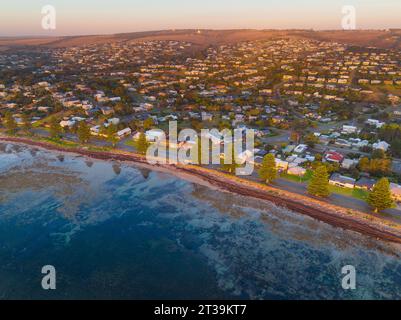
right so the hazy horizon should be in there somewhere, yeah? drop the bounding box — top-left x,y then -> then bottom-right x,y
1,0 -> 400,37
1,27 -> 401,39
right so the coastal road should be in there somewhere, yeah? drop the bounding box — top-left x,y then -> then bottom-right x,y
25,131 -> 401,223
273,177 -> 401,223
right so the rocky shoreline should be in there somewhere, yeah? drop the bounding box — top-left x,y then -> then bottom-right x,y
2,135 -> 401,245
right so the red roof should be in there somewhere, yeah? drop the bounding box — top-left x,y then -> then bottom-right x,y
325,151 -> 344,162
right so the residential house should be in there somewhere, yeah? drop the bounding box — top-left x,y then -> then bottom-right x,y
100,106 -> 114,116
201,112 -> 213,121
142,129 -> 166,142
325,151 -> 345,163
372,141 -> 390,152
342,125 -> 358,135
59,120 -> 75,128
329,173 -> 356,189
341,159 -> 357,170
366,119 -> 385,129
117,128 -> 132,139
293,144 -> 308,154
275,159 -> 289,171
287,166 -> 306,177
355,178 -> 376,191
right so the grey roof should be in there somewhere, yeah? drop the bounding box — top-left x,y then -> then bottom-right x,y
330,173 -> 356,184
355,177 -> 376,188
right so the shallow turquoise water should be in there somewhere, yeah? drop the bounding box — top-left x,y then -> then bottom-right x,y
1,142 -> 401,300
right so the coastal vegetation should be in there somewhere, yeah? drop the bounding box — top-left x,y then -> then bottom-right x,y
21,114 -> 32,135
258,154 -> 278,184
77,122 -> 91,144
2,135 -> 401,245
3,112 -> 17,134
307,165 -> 330,198
102,124 -> 119,148
49,117 -> 63,140
135,132 -> 150,155
367,178 -> 394,213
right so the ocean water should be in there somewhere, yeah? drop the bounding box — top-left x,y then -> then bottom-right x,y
1,142 -> 401,300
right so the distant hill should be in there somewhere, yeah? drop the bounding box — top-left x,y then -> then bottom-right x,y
1,29 -> 401,50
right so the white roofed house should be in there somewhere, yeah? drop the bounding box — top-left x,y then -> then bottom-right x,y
109,97 -> 122,103
329,173 -> 356,189
293,144 -> 308,154
59,120 -> 76,129
105,118 -> 120,127
37,81 -> 50,87
37,106 -> 51,112
117,128 -> 132,139
366,119 -> 385,129
71,116 -> 86,122
372,141 -> 390,152
201,112 -> 213,121
90,125 -> 101,136
133,129 -> 165,142
275,158 -> 289,172
349,138 -> 369,149
342,125 -> 358,135
341,158 -> 358,170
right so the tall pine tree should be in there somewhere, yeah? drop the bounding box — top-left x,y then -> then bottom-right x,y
49,117 -> 62,140
3,112 -> 17,134
367,178 -> 394,213
308,165 -> 330,197
105,124 -> 118,147
21,114 -> 32,135
258,154 -> 277,183
135,132 -> 149,155
77,121 -> 91,144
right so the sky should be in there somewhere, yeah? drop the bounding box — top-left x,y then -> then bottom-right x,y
0,0 -> 400,36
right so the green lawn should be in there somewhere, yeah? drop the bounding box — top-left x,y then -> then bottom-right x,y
124,139 -> 136,148
41,137 -> 80,148
280,170 -> 369,200
328,185 -> 369,201
280,169 -> 313,183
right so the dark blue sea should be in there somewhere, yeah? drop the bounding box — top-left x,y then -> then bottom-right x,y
1,142 -> 401,300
